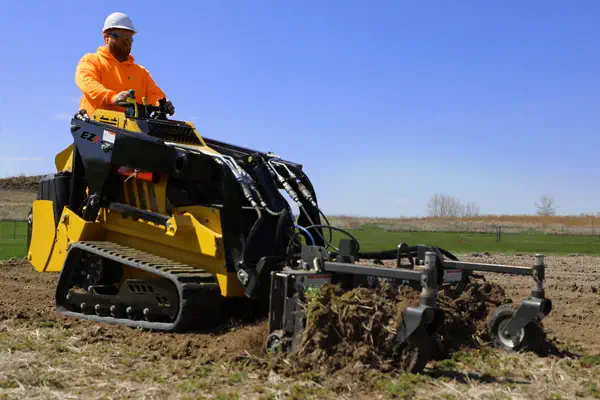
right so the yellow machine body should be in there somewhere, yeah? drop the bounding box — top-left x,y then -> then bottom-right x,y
32,106 -> 246,300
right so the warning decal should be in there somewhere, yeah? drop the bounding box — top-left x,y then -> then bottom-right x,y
102,130 -> 116,144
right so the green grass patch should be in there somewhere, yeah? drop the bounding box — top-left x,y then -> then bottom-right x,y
0,220 -> 28,260
375,373 -> 430,398
580,355 -> 600,368
326,225 -> 600,255
0,239 -> 28,259
0,220 -> 27,239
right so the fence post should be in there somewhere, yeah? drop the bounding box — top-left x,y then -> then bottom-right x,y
13,220 -> 16,240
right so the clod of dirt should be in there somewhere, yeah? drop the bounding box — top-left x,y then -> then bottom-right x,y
78,324 -> 120,344
279,276 -> 557,376
433,278 -> 512,358
288,283 -> 421,374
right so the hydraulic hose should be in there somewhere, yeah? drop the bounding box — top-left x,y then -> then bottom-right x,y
165,142 -> 286,217
295,225 -> 315,245
285,224 -> 360,258
328,246 -> 459,262
266,158 -> 334,248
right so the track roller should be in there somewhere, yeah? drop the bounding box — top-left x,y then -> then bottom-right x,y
55,241 -> 224,332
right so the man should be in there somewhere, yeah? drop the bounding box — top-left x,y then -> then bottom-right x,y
75,12 -> 175,117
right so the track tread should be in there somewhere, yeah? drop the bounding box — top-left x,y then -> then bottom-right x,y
56,240 -> 223,332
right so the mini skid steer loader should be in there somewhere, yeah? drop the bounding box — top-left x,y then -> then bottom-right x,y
26,90 -> 553,372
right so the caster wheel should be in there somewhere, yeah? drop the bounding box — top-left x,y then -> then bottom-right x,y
488,304 -> 544,353
393,326 -> 433,374
265,330 -> 288,353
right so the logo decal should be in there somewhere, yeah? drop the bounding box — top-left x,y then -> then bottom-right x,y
80,132 -> 99,143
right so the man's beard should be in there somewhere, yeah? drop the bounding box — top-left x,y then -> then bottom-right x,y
112,44 -> 131,60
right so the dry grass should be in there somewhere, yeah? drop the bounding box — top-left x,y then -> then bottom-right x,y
0,252 -> 599,399
0,317 -> 598,400
0,175 -> 42,192
0,190 -> 36,220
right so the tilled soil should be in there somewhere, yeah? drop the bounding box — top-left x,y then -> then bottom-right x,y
0,254 -> 599,399
464,252 -> 600,355
358,252 -> 600,355
0,258 -> 269,363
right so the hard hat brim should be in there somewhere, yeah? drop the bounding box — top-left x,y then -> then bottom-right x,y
103,26 -> 136,33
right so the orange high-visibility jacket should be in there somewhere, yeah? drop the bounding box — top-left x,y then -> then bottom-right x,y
75,45 -> 166,116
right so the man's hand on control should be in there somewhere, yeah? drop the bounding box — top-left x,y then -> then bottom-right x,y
164,99 -> 175,115
112,91 -> 130,104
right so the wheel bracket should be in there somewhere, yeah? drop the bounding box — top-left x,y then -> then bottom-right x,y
501,298 -> 552,339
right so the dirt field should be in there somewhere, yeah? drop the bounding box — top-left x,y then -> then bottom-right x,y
1,253 -> 598,399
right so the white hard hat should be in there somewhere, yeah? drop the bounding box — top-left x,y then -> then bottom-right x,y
103,12 -> 136,33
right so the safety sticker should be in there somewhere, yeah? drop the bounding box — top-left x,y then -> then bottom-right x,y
102,130 -> 116,144
303,274 -> 332,289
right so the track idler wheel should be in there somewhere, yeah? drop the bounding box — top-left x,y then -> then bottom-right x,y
487,304 -> 545,353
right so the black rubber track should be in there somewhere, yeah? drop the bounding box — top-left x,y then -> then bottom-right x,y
55,241 -> 223,332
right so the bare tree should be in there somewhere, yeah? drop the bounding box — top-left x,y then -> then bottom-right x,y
535,194 -> 557,216
463,201 -> 481,217
426,194 -> 462,217
427,194 -> 481,217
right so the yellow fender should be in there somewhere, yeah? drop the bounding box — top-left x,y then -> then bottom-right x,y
55,144 -> 73,172
28,200 -> 57,272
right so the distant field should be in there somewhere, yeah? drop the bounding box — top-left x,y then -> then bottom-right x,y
325,225 -> 600,256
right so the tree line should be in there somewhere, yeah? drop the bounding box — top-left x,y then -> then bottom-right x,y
426,194 -> 557,217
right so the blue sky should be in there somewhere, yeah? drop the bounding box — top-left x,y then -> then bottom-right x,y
0,1 -> 598,217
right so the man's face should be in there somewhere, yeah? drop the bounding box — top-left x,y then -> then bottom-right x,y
105,28 -> 134,60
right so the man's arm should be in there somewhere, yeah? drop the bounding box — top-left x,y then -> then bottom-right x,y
75,54 -> 118,106
141,66 -> 167,105
142,67 -> 174,114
